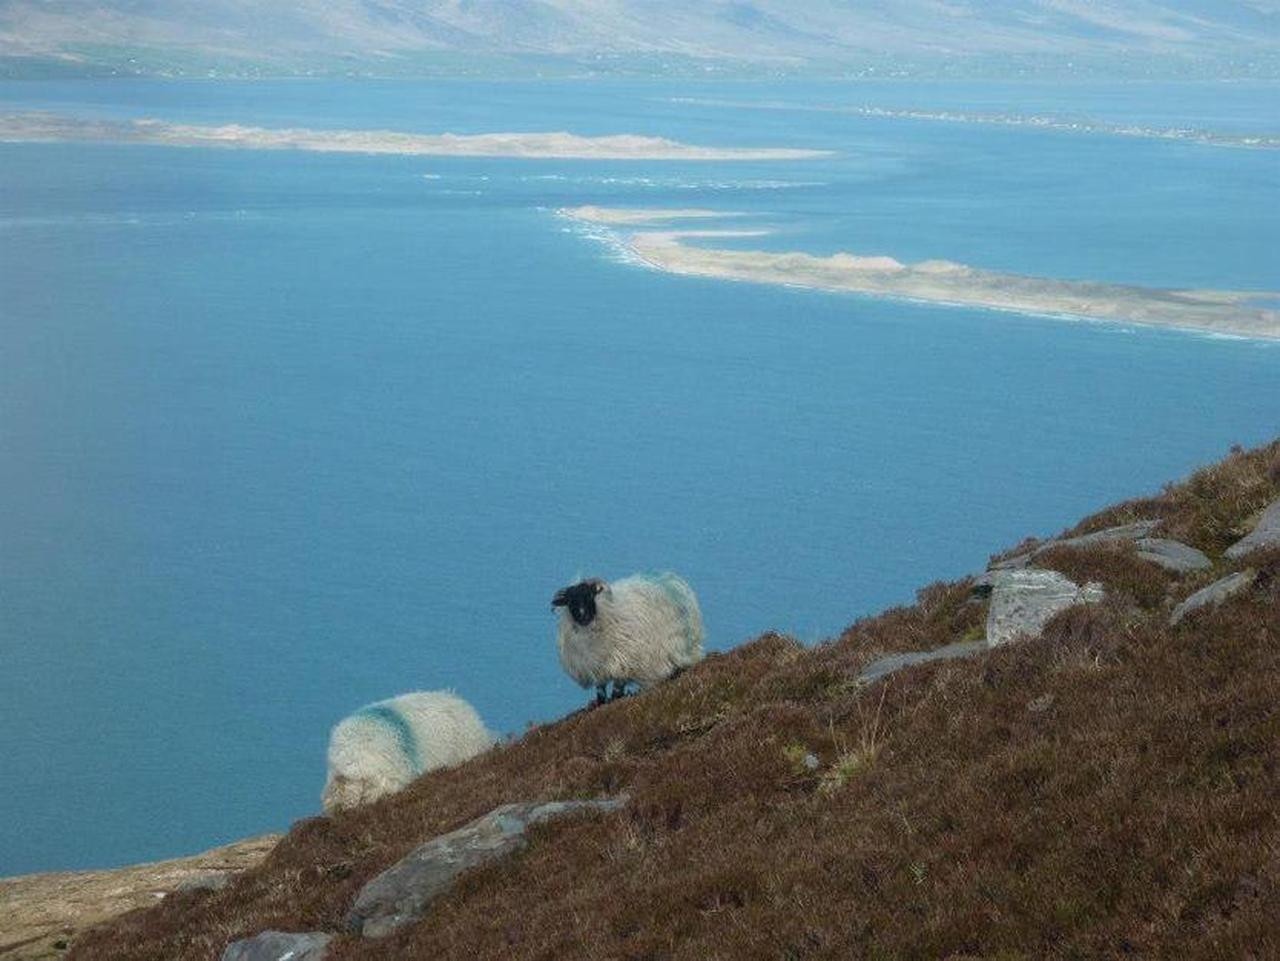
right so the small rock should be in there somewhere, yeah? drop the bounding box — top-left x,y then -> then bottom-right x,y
1028,693 -> 1055,713
1134,537 -> 1212,573
989,520 -> 1159,571
802,753 -> 821,771
1170,570 -> 1256,625
348,797 -> 627,938
986,569 -> 1104,647
221,931 -> 332,961
1224,498 -> 1280,560
989,550 -> 1037,571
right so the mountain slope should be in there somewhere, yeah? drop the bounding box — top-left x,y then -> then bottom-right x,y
2,1 -> 1278,76
65,438 -> 1280,961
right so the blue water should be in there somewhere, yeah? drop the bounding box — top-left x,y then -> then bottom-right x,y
1,80 -> 1278,875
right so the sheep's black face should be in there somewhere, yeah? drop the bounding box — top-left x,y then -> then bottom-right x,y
552,579 -> 605,627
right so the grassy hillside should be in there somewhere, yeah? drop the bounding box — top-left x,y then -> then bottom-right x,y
71,440 -> 1279,961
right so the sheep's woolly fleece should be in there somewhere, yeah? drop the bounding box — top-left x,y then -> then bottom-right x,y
322,690 -> 494,813
557,572 -> 705,691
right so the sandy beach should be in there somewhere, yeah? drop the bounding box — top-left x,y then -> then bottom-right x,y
562,207 -> 1280,340
0,113 -> 830,161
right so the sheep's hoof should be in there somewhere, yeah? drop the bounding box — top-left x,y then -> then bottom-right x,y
594,685 -> 609,707
609,681 -> 630,701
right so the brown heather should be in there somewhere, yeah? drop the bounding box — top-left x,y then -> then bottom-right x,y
71,440 -> 1280,961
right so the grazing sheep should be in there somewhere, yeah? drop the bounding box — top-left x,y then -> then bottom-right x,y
321,690 -> 494,813
552,571 -> 704,706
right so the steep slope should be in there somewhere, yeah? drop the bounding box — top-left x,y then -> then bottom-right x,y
2,1 -> 1278,76
64,438 -> 1280,960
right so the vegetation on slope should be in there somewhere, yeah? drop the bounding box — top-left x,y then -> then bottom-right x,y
71,440 -> 1280,961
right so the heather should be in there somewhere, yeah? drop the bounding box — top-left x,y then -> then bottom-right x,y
70,440 -> 1280,961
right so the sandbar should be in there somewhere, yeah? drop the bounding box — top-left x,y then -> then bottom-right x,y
562,207 -> 1280,340
0,112 -> 830,161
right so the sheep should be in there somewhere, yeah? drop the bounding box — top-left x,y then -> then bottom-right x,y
552,571 -> 704,706
321,690 -> 494,813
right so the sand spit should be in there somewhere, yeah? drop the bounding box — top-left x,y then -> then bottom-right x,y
666,97 -> 1280,151
563,207 -> 1280,340
0,113 -> 829,161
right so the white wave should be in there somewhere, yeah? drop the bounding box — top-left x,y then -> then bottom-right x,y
518,173 -> 825,190
554,212 -> 660,272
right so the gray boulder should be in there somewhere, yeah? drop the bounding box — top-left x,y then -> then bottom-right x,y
986,569 -> 1105,647
221,931 -> 332,961
1134,537 -> 1213,573
1224,498 -> 1280,559
990,520 -> 1159,571
348,797 -> 627,938
857,639 -> 986,685
1170,570 -> 1256,625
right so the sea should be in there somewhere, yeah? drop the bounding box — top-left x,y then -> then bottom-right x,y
1,78 -> 1277,874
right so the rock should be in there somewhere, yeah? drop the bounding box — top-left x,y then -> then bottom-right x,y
989,520 -> 1159,571
1134,537 -> 1213,573
1224,498 -> 1280,559
1170,570 -> 1256,625
985,569 -> 1105,647
0,835 -> 280,961
857,640 -> 986,684
175,872 -> 233,894
221,931 -> 332,961
348,797 -> 627,938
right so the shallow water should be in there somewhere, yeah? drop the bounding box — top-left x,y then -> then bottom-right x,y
1,79 -> 1277,873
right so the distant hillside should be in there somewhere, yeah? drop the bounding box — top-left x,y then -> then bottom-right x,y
2,1 -> 1278,78
54,437 -> 1280,961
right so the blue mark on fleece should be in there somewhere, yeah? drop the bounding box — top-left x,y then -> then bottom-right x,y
355,704 -> 423,773
641,572 -> 697,647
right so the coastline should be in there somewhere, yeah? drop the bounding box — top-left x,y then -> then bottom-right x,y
560,207 -> 1280,341
0,835 -> 279,961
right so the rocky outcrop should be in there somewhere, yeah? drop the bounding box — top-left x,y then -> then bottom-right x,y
985,569 -> 1105,647
220,932 -> 332,961
1170,570 -> 1256,625
1224,498 -> 1280,559
990,520 -> 1159,570
989,520 -> 1212,576
348,798 -> 627,939
0,835 -> 278,961
1134,537 -> 1212,573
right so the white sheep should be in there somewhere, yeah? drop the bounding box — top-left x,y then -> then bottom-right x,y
552,571 -> 704,705
321,690 -> 494,813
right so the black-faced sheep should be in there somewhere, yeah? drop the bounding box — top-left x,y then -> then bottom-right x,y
552,571 -> 704,706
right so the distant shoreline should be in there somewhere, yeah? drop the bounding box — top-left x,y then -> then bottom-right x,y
0,112 -> 830,161
559,206 -> 1280,341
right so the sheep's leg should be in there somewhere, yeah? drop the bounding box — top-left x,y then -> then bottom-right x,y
609,680 -> 629,701
594,684 -> 608,707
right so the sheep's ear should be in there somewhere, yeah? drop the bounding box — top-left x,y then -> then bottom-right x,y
552,588 -> 569,607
